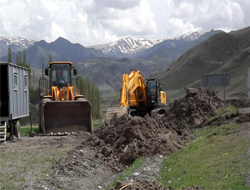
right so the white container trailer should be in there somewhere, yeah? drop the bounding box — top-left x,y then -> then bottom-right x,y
0,62 -> 29,139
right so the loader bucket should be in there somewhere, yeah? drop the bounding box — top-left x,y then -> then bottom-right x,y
42,100 -> 92,134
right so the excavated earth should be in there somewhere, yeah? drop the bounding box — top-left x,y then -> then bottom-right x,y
12,88 -> 233,189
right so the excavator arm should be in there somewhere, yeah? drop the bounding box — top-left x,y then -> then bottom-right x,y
119,74 -> 129,107
119,70 -> 147,108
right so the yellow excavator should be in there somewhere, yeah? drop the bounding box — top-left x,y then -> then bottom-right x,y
39,61 -> 92,134
106,70 -> 167,122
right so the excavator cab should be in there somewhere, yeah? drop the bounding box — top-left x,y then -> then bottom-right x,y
146,79 -> 166,108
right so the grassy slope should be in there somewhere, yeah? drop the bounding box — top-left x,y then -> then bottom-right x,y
159,106 -> 250,189
149,27 -> 250,104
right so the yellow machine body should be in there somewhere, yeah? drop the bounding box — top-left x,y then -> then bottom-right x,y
39,62 -> 92,134
106,70 -> 167,122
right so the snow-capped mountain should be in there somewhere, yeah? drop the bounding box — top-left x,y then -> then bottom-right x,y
170,31 -> 206,41
90,31 -> 206,58
90,37 -> 163,58
0,37 -> 35,58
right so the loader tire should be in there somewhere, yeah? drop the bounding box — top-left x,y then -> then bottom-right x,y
14,120 -> 20,139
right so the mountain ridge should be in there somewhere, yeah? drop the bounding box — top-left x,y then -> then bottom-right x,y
89,31 -> 207,58
0,36 -> 35,58
1,37 -> 106,68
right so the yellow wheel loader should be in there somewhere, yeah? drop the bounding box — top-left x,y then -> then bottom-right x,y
39,61 -> 92,134
106,70 -> 167,122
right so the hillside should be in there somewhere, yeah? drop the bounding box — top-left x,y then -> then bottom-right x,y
149,26 -> 250,102
76,57 -> 168,94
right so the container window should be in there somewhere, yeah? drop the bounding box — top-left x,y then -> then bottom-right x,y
24,76 -> 28,89
14,74 -> 18,89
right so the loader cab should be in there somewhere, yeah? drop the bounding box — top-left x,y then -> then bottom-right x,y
45,62 -> 76,89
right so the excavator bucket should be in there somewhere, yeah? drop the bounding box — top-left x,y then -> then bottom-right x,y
40,99 -> 92,134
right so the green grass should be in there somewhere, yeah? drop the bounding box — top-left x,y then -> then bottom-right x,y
204,105 -> 238,126
159,123 -> 250,189
105,158 -> 143,190
93,122 -> 103,128
215,105 -> 238,116
20,126 -> 39,136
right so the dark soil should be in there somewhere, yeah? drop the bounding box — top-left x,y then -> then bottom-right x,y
110,180 -> 204,190
204,112 -> 250,127
227,97 -> 250,108
166,88 -> 224,128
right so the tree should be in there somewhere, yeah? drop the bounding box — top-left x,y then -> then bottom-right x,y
18,51 -> 21,64
80,78 -> 101,119
48,54 -> 53,64
96,85 -> 100,118
42,57 -> 44,77
16,55 -> 19,64
81,78 -> 86,97
28,62 -> 31,83
33,68 -> 35,89
23,51 -> 26,64
8,47 -> 11,62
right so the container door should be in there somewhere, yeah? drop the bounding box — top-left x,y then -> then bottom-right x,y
0,65 -> 9,118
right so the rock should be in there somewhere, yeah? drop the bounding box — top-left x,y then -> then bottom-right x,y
29,131 -> 35,137
132,172 -> 140,176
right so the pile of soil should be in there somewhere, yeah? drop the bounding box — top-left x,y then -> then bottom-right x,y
110,181 -> 204,190
165,88 -> 224,128
205,112 -> 250,127
82,88 -> 223,172
91,113 -> 193,172
227,97 -> 250,108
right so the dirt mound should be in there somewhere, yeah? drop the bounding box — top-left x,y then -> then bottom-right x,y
166,88 -> 224,128
110,180 -> 204,190
91,114 -> 193,172
205,112 -> 250,127
227,97 -> 250,108
83,88 -> 223,172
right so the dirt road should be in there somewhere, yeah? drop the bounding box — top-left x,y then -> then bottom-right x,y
0,135 -> 86,189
